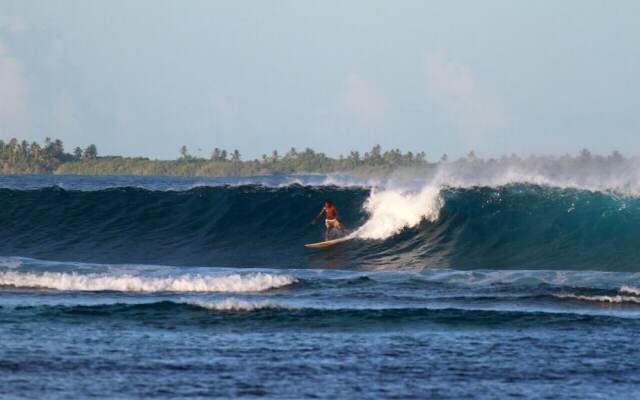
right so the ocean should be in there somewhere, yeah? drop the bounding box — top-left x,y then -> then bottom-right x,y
1,173 -> 639,399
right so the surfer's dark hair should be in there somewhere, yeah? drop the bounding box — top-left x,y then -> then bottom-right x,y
325,199 -> 333,205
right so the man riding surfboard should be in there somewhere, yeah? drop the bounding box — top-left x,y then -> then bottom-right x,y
311,199 -> 345,241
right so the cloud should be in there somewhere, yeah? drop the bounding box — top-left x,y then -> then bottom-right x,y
424,52 -> 506,136
342,73 -> 389,127
0,38 -> 29,135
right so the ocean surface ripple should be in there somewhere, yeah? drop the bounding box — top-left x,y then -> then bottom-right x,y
2,175 -> 640,399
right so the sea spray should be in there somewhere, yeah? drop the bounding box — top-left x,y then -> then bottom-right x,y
353,185 -> 442,240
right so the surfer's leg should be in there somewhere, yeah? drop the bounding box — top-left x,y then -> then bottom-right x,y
325,219 -> 333,241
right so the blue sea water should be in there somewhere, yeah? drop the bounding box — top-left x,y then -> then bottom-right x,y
1,174 -> 639,399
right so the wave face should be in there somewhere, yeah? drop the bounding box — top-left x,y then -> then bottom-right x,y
1,184 -> 639,271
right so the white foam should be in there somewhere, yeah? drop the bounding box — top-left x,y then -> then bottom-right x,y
554,294 -> 640,304
184,298 -> 283,311
620,286 -> 640,296
353,185 -> 442,240
555,286 -> 640,304
0,271 -> 296,293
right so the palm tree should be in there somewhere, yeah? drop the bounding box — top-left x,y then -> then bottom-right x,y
30,142 -> 42,159
211,148 -> 222,161
84,144 -> 98,159
73,147 -> 83,160
179,145 -> 189,160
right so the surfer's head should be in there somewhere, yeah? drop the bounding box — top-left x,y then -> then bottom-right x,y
325,199 -> 333,207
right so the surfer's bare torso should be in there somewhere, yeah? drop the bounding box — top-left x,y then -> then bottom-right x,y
323,204 -> 338,220
312,200 -> 345,240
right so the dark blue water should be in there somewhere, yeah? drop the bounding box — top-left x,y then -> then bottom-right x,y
1,175 -> 639,399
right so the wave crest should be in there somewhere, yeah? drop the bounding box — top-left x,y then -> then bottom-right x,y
555,287 -> 640,304
184,298 -> 285,311
620,286 -> 640,296
354,185 -> 442,240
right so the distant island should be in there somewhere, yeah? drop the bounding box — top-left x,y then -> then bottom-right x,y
0,137 -> 629,178
0,137 -> 431,176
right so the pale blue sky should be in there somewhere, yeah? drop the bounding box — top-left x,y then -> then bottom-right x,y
0,0 -> 638,160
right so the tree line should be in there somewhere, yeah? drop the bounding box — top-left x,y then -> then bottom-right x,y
176,144 -> 428,173
0,137 -> 432,175
0,136 -> 633,178
0,137 -> 97,173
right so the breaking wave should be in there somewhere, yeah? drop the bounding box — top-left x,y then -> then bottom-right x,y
1,175 -> 640,271
352,185 -> 442,240
555,286 -> 640,304
184,298 -> 285,311
0,271 -> 297,293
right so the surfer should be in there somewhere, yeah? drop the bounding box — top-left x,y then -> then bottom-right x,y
311,199 -> 345,241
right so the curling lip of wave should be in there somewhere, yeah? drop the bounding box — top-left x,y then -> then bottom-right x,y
0,271 -> 297,293
353,185 -> 442,240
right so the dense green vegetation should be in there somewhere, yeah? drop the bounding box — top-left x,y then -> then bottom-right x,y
1,137 -> 430,176
2,137 -> 628,179
0,137 -> 97,174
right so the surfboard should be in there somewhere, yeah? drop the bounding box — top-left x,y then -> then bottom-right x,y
304,237 -> 350,249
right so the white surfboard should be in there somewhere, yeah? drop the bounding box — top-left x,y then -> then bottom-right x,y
304,237 -> 350,249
